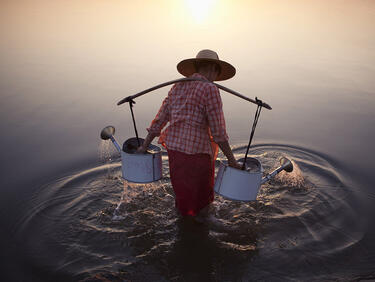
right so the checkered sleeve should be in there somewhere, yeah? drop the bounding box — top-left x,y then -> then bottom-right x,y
147,95 -> 170,136
205,84 -> 228,143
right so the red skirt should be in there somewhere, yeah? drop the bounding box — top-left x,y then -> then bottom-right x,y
167,149 -> 215,216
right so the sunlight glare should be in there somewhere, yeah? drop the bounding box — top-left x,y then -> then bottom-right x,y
185,0 -> 216,23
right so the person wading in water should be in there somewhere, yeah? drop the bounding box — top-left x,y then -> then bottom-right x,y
137,49 -> 241,221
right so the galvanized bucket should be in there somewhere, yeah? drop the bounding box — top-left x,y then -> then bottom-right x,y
214,157 -> 264,201
121,138 -> 162,183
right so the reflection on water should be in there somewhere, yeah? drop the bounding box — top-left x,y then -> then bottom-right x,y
14,144 -> 372,281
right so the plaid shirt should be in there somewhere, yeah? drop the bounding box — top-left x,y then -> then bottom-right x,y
147,73 -> 228,156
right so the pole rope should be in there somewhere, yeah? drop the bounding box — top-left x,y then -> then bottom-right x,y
242,98 -> 263,170
129,99 -> 140,147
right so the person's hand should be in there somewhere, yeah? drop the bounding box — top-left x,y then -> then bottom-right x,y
135,145 -> 147,154
228,159 -> 242,170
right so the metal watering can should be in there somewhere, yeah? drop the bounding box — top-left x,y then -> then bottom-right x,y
100,126 -> 162,183
214,157 -> 293,201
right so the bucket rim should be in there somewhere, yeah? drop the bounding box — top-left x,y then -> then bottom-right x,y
218,157 -> 263,175
123,137 -> 162,154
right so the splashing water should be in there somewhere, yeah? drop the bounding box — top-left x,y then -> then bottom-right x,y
98,140 -> 167,221
112,191 -> 126,221
253,150 -> 305,188
275,160 -> 305,188
113,181 -> 164,221
98,140 -> 119,179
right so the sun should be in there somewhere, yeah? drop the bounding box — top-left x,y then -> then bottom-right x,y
185,0 -> 216,23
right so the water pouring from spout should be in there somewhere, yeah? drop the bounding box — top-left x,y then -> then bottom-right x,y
261,157 -> 294,184
100,126 -> 122,153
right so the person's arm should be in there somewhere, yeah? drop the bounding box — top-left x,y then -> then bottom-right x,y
218,140 -> 241,169
136,131 -> 158,153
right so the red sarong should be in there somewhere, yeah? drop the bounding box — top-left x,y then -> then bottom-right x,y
167,149 -> 215,216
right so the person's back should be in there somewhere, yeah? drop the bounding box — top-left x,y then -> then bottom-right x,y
137,49 -> 240,217
161,73 -> 226,156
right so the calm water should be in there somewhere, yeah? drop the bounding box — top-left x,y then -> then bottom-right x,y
1,1 -> 375,281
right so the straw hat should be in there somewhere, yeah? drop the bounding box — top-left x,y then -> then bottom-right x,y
177,49 -> 236,81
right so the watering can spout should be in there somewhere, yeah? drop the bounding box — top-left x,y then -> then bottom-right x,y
100,126 -> 122,153
261,157 -> 294,184
280,157 -> 293,173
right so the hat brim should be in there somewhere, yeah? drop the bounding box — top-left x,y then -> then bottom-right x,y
177,58 -> 236,81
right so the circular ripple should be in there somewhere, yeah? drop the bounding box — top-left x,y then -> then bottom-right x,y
16,144 -> 366,281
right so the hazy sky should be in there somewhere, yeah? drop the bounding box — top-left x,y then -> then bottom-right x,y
0,0 -> 374,147
1,0 -> 374,86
